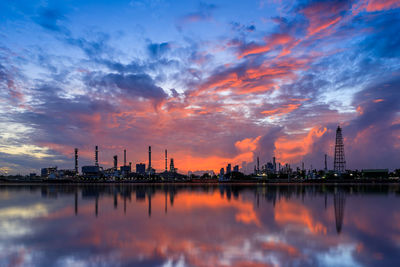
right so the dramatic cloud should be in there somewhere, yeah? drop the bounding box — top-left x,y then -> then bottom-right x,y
0,0 -> 399,174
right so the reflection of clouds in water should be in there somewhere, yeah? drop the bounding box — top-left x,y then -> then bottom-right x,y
0,220 -> 31,238
0,185 -> 399,266
0,204 -> 48,238
274,199 -> 327,234
161,255 -> 186,267
0,244 -> 42,267
0,203 -> 50,266
55,253 -> 121,267
0,191 -> 11,200
0,204 -> 48,219
316,244 -> 361,267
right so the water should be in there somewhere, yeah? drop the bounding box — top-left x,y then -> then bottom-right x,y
0,184 -> 399,267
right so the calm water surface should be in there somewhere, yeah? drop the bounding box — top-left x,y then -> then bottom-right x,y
0,184 -> 399,267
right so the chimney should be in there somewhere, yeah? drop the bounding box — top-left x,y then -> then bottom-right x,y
95,146 -> 99,166
113,155 -> 118,170
148,146 -> 152,170
165,149 -> 168,172
74,148 -> 78,174
257,156 -> 260,172
324,154 -> 328,171
124,149 -> 127,166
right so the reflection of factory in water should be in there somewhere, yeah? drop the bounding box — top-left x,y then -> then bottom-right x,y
25,183 -> 368,234
60,185 -> 178,218
334,189 -> 346,234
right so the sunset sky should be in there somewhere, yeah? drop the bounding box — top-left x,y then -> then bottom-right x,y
0,0 -> 399,174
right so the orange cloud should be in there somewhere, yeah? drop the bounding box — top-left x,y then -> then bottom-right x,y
356,105 -> 364,115
302,1 -> 345,37
189,55 -> 311,97
290,98 -> 310,102
373,98 -> 384,103
366,0 -> 400,11
274,126 -> 327,164
261,103 -> 301,117
235,136 -> 261,152
239,34 -> 294,58
245,58 -> 310,83
308,16 -> 341,36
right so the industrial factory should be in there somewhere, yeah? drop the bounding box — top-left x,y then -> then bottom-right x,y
34,126 -> 397,183
40,145 -> 185,181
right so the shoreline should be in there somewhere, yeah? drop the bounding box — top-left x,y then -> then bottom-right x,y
0,179 -> 399,185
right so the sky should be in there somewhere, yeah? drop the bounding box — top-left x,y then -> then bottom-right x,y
0,0 -> 399,175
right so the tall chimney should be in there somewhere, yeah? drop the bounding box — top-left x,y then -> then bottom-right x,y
324,154 -> 328,171
113,155 -> 118,170
124,149 -> 127,166
257,156 -> 260,172
74,148 -> 78,174
148,146 -> 152,170
165,149 -> 168,172
95,146 -> 99,166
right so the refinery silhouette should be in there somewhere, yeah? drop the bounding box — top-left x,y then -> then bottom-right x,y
1,126 -> 398,182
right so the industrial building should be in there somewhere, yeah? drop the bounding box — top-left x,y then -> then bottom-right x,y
233,165 -> 239,172
81,166 -> 101,177
361,169 -> 389,178
226,164 -> 231,175
41,167 -> 57,177
136,163 -> 146,175
81,145 -> 103,178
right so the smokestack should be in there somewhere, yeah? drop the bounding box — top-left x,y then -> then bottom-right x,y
113,155 -> 118,170
148,146 -> 152,170
324,154 -> 328,171
124,149 -> 126,166
257,156 -> 260,172
165,149 -> 168,172
95,146 -> 99,166
74,148 -> 78,174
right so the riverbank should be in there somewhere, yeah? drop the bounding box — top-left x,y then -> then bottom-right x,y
1,177 -> 399,184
